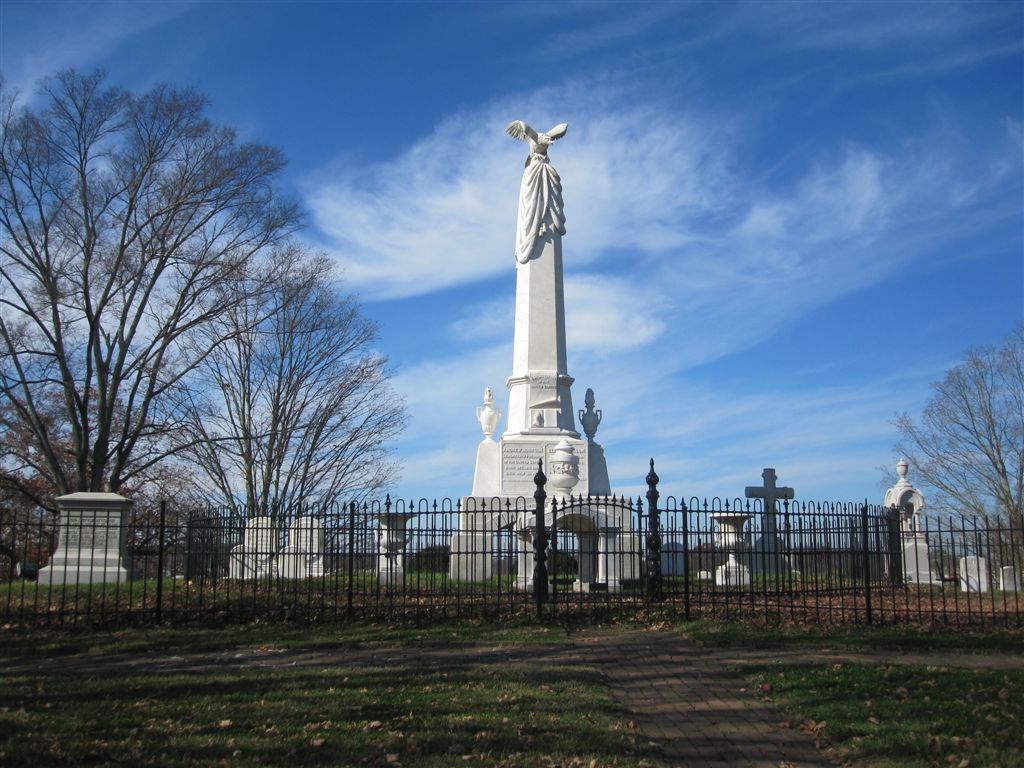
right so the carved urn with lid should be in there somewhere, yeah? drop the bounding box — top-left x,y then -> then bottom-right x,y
547,439 -> 580,497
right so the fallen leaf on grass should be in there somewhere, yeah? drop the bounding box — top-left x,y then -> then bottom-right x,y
801,719 -> 827,735
217,719 -> 232,729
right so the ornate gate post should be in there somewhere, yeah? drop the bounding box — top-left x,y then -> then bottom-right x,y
533,460 -> 549,617
646,459 -> 663,602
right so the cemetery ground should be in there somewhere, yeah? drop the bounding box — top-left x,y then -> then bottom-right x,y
0,621 -> 1022,768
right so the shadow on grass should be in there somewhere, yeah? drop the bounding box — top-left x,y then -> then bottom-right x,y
0,651 -> 656,768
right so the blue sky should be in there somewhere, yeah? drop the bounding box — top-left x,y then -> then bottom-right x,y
3,1 -> 1021,504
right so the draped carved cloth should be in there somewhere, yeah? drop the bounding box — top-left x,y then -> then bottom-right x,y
514,154 -> 566,264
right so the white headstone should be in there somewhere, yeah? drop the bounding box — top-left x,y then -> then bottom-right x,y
229,516 -> 278,579
278,516 -> 325,579
661,542 -> 686,577
959,556 -> 989,593
903,539 -> 937,584
999,566 -> 1020,593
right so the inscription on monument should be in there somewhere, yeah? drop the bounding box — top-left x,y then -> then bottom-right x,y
502,442 -> 546,482
501,440 -> 588,494
62,513 -> 116,550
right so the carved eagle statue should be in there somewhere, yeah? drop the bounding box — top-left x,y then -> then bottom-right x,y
506,121 -> 568,166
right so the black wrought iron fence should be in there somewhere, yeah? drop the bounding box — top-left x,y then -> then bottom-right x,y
0,465 -> 1021,628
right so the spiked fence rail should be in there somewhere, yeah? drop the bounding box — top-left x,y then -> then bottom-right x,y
1,466 -> 1021,628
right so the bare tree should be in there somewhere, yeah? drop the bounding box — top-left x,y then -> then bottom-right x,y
178,246 -> 405,519
0,70 -> 298,495
894,324 -> 1023,528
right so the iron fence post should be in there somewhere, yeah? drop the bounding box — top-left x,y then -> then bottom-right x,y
646,459 -> 663,603
889,504 -> 904,588
861,501 -> 873,625
346,501 -> 356,619
533,460 -> 548,618
155,499 -> 166,624
681,499 -> 691,621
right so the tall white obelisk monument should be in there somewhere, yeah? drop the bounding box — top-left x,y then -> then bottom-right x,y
468,120 -> 611,499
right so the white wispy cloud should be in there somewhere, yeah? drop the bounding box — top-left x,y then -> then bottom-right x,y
306,75 -> 1018,503
304,83 -> 731,300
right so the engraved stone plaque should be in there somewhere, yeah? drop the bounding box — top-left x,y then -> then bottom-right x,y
500,439 -> 588,496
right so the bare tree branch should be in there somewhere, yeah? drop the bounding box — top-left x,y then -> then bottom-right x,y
894,324 -> 1024,530
177,247 -> 405,521
0,70 -> 300,495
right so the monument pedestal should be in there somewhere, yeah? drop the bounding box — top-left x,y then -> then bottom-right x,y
715,560 -> 751,587
449,505 -> 496,582
751,533 -> 792,576
38,492 -> 133,585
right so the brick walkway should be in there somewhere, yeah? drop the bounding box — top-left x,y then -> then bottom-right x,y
576,630 -> 831,768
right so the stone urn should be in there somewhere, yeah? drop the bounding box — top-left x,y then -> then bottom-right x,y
547,439 -> 580,498
578,388 -> 602,441
709,511 -> 752,587
374,508 -> 417,585
476,387 -> 501,441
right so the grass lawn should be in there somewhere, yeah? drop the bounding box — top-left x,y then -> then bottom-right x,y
683,619 -> 1024,653
684,620 -> 1024,767
743,662 -> 1023,767
0,622 -> 658,768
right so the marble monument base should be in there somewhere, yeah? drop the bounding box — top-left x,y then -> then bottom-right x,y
38,492 -> 133,586
715,560 -> 751,587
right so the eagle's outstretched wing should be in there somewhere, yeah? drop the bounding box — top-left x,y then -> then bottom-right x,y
545,123 -> 568,141
506,120 -> 539,143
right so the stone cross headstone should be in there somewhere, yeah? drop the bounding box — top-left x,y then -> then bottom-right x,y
278,516 -> 325,579
959,555 -> 989,593
744,468 -> 794,575
229,516 -> 278,580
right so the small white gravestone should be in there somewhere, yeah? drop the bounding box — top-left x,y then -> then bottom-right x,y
38,492 -> 133,585
661,542 -> 686,577
229,516 -> 278,579
278,517 -> 325,579
959,556 -> 989,593
999,566 -> 1020,593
